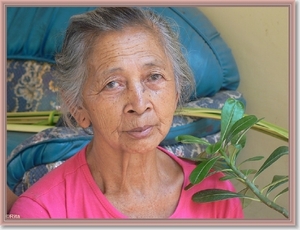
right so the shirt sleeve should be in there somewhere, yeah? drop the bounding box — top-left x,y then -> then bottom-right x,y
222,196 -> 244,218
9,196 -> 50,219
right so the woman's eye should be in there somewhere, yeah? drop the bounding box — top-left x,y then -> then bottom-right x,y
105,81 -> 119,89
148,74 -> 163,82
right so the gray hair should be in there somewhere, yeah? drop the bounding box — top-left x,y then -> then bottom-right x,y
55,7 -> 195,127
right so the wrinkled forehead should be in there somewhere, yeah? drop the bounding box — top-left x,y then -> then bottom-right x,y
87,26 -> 172,74
91,21 -> 163,48
88,25 -> 167,62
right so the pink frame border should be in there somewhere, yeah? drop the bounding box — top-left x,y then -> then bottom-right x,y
1,0 -> 296,227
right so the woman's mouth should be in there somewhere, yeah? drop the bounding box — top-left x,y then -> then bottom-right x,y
126,126 -> 153,139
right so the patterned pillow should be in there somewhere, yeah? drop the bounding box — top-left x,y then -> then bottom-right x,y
7,59 -> 59,112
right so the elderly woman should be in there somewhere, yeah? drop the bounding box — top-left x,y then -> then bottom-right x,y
9,7 -> 243,219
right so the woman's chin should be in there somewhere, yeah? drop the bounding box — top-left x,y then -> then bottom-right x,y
121,138 -> 163,154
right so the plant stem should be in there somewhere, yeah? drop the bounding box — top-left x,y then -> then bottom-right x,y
222,152 -> 289,218
7,124 -> 53,133
175,108 -> 288,142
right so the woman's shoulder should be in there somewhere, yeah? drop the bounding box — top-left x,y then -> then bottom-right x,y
18,146 -> 88,199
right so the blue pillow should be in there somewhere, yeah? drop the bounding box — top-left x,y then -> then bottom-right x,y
7,7 -> 240,99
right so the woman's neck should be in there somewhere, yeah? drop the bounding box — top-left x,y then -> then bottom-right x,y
86,140 -> 168,195
86,140 -> 184,218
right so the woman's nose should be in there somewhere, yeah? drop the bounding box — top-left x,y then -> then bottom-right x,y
124,82 -> 152,115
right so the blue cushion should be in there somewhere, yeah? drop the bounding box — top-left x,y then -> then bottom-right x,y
7,131 -> 34,157
7,7 -> 240,99
7,127 -> 92,190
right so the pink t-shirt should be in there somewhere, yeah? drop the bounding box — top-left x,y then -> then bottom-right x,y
9,146 -> 244,219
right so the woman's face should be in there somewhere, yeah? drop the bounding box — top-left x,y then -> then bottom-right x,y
78,26 -> 178,154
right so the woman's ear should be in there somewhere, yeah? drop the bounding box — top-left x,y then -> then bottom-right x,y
72,106 -> 91,128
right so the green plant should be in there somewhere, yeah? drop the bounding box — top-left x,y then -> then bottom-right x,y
175,98 -> 289,218
7,110 -> 60,132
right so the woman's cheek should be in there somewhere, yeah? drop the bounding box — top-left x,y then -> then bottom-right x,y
102,99 -> 126,128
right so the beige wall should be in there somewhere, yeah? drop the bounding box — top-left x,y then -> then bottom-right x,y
198,6 -> 290,219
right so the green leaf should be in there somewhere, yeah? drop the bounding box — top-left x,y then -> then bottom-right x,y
205,142 -> 222,154
178,156 -> 203,163
175,135 -> 210,146
228,144 -> 242,165
239,156 -> 265,166
264,175 -> 289,196
210,161 -> 234,178
240,169 -> 257,177
179,149 -> 212,163
189,156 -> 220,185
225,115 -> 258,144
229,117 -> 263,148
231,135 -> 247,161
184,183 -> 194,190
231,132 -> 247,147
273,187 -> 289,203
239,187 -> 257,208
254,146 -> 289,180
192,189 -> 251,203
212,159 -> 232,171
220,98 -> 245,142
219,173 -> 238,181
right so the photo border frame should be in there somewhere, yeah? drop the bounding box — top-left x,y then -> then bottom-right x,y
1,0 -> 296,227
